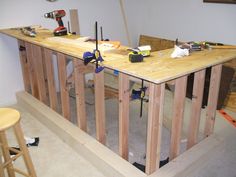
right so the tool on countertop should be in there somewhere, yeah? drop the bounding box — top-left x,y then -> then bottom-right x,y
20,26 -> 37,37
128,45 -> 151,63
83,21 -> 104,73
201,42 -> 236,49
129,51 -> 144,63
44,10 -> 67,36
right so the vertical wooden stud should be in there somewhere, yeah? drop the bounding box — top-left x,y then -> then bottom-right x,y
204,64 -> 222,137
94,70 -> 106,144
44,49 -> 58,111
146,83 -> 165,174
32,44 -> 47,103
18,40 -> 31,93
73,59 -> 87,131
118,73 -> 130,160
57,53 -> 71,121
170,76 -> 187,160
187,69 -> 206,149
25,42 -> 39,99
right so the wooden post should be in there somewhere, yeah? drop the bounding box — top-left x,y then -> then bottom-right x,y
187,69 -> 206,149
170,76 -> 187,160
204,64 -> 222,137
18,40 -> 31,93
32,44 -> 47,104
44,49 -> 58,111
73,59 -> 87,132
118,73 -> 130,160
94,70 -> 106,144
25,42 -> 39,99
57,53 -> 71,121
146,83 -> 165,175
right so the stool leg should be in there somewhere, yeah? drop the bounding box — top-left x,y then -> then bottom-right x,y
0,151 -> 6,177
13,122 -> 37,177
0,131 -> 16,177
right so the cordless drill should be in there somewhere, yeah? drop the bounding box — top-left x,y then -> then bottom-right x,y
44,10 -> 67,36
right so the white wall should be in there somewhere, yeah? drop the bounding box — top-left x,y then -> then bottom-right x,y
138,0 -> 236,45
0,0 -> 130,106
0,0 -> 235,106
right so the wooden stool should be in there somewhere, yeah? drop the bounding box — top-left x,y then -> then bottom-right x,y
0,108 -> 37,177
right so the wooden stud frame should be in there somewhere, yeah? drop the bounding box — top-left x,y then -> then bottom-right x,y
44,49 -> 58,111
25,42 -> 39,99
73,59 -> 87,132
57,53 -> 71,121
187,69 -> 206,149
31,44 -> 47,104
170,76 -> 188,160
118,73 -> 130,160
94,70 -> 106,144
146,83 -> 165,174
204,64 -> 222,137
18,40 -> 31,93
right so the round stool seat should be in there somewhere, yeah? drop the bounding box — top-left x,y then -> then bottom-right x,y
0,108 -> 20,131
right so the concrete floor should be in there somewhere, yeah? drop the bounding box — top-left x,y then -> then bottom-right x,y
1,88 -> 236,177
2,105 -> 105,177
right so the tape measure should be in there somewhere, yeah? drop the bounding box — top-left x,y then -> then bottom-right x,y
218,110 -> 236,128
129,51 -> 143,63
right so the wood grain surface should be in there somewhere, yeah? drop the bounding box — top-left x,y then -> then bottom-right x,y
1,28 -> 236,84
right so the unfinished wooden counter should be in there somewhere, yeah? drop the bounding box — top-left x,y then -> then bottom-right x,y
1,27 -> 236,175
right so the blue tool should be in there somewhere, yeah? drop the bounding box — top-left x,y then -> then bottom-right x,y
83,21 -> 104,73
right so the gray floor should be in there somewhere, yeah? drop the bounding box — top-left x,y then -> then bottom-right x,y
2,105 -> 105,177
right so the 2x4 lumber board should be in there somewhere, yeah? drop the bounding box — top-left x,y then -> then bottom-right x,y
16,91 -> 146,177
187,69 -> 206,149
57,53 -> 71,121
118,73 -> 130,160
94,71 -> 106,145
32,44 -> 47,103
18,40 -> 31,93
69,9 -> 80,35
204,64 -> 222,137
25,42 -> 39,99
149,133 -> 223,177
170,76 -> 187,160
145,83 -> 165,175
44,48 -> 58,111
73,59 -> 87,132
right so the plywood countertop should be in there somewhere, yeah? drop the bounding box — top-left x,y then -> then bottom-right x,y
1,27 -> 236,84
